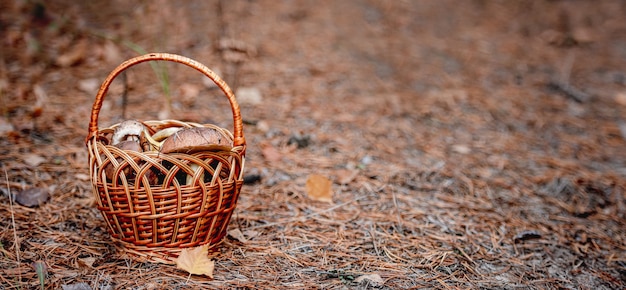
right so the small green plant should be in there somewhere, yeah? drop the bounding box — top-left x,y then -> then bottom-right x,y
33,261 -> 47,290
322,269 -> 357,284
90,31 -> 173,116
122,40 -> 171,101
121,40 -> 172,117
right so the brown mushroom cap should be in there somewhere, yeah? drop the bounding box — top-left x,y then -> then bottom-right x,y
160,127 -> 232,154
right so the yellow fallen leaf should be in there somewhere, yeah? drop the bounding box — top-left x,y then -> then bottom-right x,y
616,91 -> 626,106
305,174 -> 333,203
175,244 -> 215,278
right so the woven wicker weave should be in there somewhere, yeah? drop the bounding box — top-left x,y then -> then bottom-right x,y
85,53 -> 246,264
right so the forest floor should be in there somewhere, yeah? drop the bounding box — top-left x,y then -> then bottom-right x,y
1,1 -> 625,289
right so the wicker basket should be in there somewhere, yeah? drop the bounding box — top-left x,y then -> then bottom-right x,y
85,53 -> 246,264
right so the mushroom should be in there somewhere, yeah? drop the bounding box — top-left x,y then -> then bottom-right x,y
111,119 -> 177,152
104,120 -> 158,185
143,126 -> 183,151
103,120 -> 145,184
160,127 -> 232,153
159,127 -> 232,186
103,140 -> 143,183
112,120 -> 146,145
114,140 -> 143,152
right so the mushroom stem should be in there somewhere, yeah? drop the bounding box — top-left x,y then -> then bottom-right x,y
143,127 -> 183,151
187,164 -> 203,186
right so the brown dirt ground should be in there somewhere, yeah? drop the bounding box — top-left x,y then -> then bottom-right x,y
1,0 -> 626,289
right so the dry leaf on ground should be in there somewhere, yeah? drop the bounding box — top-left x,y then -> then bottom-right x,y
334,169 -> 359,185
175,244 -> 215,278
61,283 -> 91,290
78,257 -> 97,268
22,153 -> 46,167
15,187 -> 49,207
228,228 -> 248,243
77,78 -> 100,95
305,174 -> 333,203
178,83 -> 201,106
55,39 -> 88,67
260,143 -> 282,163
0,118 -> 14,135
236,87 -> 263,105
451,144 -> 471,154
615,91 -> 626,106
354,273 -> 384,285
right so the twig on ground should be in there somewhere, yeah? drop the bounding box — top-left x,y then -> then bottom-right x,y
248,195 -> 368,230
391,189 -> 404,234
5,169 -> 22,284
547,81 -> 590,103
548,51 -> 590,103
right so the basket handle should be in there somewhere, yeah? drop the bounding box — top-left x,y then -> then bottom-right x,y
86,53 -> 245,147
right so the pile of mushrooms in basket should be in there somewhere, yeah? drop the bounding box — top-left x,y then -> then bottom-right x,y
101,119 -> 232,185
